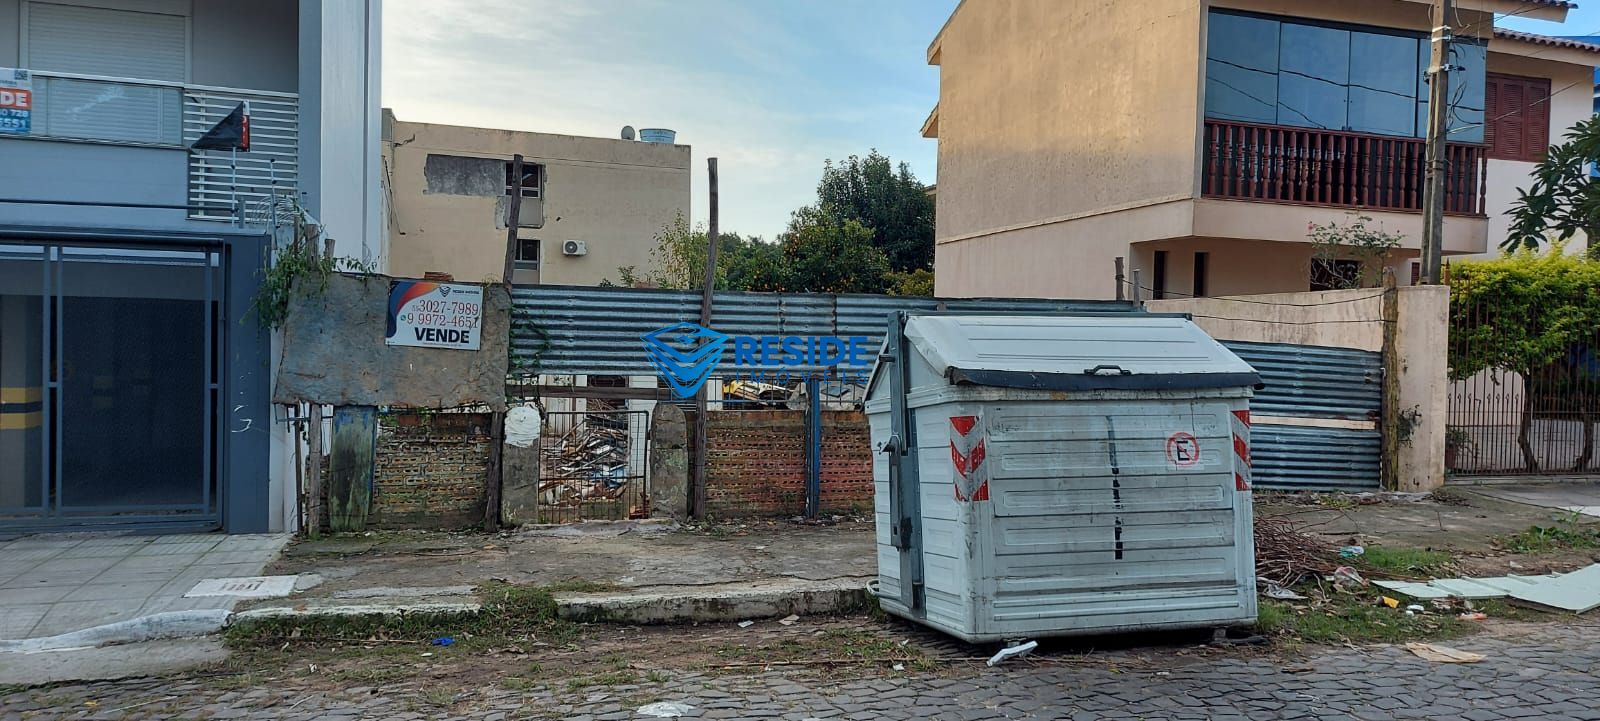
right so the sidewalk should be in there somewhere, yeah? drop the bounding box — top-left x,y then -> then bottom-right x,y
242,519 -> 876,623
0,533 -> 288,643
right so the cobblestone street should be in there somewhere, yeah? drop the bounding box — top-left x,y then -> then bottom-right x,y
4,623 -> 1597,720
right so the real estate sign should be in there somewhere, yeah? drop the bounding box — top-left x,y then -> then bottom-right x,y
385,280 -> 483,350
0,68 -> 32,135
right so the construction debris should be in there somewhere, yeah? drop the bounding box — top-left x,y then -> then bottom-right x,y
538,420 -> 648,518
1405,642 -> 1486,664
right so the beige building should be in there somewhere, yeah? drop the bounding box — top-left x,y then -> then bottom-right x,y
925,0 -> 1598,299
382,110 -> 691,286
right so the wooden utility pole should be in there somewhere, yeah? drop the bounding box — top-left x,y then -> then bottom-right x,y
1419,0 -> 1453,285
692,158 -> 719,520
502,153 -> 525,289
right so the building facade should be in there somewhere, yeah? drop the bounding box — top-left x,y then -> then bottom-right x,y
925,0 -> 1596,299
382,111 -> 691,287
0,0 -> 382,534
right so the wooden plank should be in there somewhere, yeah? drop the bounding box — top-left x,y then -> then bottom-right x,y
518,384 -> 673,401
485,409 -> 505,531
305,405 -> 323,539
327,405 -> 378,532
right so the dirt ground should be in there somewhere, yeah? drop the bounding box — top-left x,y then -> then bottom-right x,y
1255,488 -> 1600,576
261,518 -> 877,604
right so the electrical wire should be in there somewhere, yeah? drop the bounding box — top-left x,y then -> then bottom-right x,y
1119,278 -> 1386,308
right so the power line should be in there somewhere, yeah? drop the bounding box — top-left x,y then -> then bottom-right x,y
1120,278 -> 1387,308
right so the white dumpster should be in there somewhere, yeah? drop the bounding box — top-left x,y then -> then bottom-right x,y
866,313 -> 1261,643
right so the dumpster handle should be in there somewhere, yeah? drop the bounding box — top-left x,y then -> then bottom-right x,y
1083,364 -> 1132,376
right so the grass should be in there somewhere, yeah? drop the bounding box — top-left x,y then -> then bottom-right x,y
1359,546 -> 1454,575
1497,515 -> 1600,553
223,583 -> 578,648
1255,597 -> 1470,646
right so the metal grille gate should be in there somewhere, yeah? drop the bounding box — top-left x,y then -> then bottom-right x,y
538,409 -> 649,523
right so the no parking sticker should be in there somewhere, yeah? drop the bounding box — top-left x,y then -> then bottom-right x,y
1166,432 -> 1200,467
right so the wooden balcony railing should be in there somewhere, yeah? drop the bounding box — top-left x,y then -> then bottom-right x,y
1202,120 -> 1487,216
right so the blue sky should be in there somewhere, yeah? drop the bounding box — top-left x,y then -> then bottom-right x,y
383,0 -> 959,240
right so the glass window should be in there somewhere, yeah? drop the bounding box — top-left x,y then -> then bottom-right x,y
1277,23 -> 1350,130
1205,12 -> 1280,124
1448,41 -> 1487,144
1349,32 -> 1420,136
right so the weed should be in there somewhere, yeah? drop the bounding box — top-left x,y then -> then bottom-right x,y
644,670 -> 670,684
501,677 -> 539,692
565,671 -> 637,690
1497,515 -> 1600,553
1359,546 -> 1454,575
1255,598 -> 1468,645
420,688 -> 457,708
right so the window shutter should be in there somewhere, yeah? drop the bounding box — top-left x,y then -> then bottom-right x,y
1486,73 -> 1553,163
1528,80 -> 1551,161
1484,77 -> 1498,150
26,3 -> 187,82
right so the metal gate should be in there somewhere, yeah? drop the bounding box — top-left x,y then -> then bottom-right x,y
1222,341 -> 1383,491
537,408 -> 649,523
1448,295 -> 1600,476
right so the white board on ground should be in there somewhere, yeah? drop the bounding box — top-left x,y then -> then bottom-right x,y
1508,564 -> 1600,613
184,576 -> 299,599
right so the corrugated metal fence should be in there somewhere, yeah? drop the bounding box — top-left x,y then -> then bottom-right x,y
511,286 -> 1383,492
511,285 -> 1137,375
1223,341 -> 1383,491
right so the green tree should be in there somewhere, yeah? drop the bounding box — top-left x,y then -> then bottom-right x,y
609,212 -> 787,291
779,206 -> 890,293
885,268 -> 935,296
1507,116 -> 1600,258
1306,213 -> 1404,289
814,150 -> 935,273
1449,246 -> 1600,470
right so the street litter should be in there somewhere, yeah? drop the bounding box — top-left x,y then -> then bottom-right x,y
778,615 -> 799,626
891,663 -> 905,671
1405,642 -> 1486,664
1406,604 -> 1425,613
738,620 -> 755,628
431,637 -> 454,646
637,702 -> 696,718
986,640 -> 1038,667
1459,612 -> 1488,621
1260,580 -> 1306,600
1381,596 -> 1400,609
1255,516 -> 1342,587
1340,546 -> 1365,559
1375,563 -> 1599,612
1331,566 -> 1367,593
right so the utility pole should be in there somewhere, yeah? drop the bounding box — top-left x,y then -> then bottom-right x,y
1420,0 -> 1453,285
692,158 -> 719,520
501,153 -> 525,289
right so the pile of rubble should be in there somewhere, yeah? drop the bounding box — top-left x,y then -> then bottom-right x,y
538,422 -> 644,516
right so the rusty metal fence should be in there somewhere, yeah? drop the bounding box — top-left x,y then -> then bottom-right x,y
1448,296 -> 1600,476
537,408 -> 649,523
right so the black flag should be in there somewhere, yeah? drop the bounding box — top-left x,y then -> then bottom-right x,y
191,101 -> 250,151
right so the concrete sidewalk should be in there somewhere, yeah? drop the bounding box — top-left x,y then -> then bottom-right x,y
242,520 -> 876,623
0,533 -> 288,642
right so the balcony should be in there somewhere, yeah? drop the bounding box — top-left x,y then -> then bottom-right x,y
1201,120 -> 1487,217
16,71 -> 299,222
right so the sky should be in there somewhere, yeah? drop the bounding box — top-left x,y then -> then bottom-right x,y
382,0 -> 959,241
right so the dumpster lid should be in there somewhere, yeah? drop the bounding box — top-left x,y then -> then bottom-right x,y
903,315 -> 1261,392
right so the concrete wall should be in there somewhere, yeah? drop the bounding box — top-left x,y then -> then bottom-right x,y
0,0 -> 19,66
383,114 -> 691,286
191,0 -> 297,91
1393,285 -> 1449,491
298,0 -> 384,267
930,0 -> 1203,298
1148,287 -> 1386,351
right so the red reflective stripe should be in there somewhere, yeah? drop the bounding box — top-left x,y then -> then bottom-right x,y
973,481 -> 990,502
950,415 -> 978,437
1232,409 -> 1250,426
950,442 -> 968,476
1236,472 -> 1251,492
1234,435 -> 1250,467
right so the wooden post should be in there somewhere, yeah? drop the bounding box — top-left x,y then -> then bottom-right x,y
304,404 -> 324,538
327,406 -> 377,532
502,154 -> 524,289
692,157 -> 719,520
1114,257 -> 1126,301
1419,0 -> 1452,284
1380,269 -> 1402,490
485,409 -> 505,531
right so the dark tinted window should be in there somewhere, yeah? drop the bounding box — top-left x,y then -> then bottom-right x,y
1205,12 -> 1280,123
1349,32 -> 1420,136
1278,23 -> 1350,130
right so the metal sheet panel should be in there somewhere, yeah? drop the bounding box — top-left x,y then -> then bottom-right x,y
1251,425 -> 1381,491
1221,340 -> 1382,421
511,285 -> 1137,376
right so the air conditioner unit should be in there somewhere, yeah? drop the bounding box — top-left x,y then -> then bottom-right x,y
562,240 -> 588,256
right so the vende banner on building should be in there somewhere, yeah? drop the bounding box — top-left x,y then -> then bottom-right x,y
0,68 -> 32,135
385,280 -> 483,350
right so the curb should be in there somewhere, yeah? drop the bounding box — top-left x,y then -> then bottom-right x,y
0,610 -> 233,654
555,578 -> 874,624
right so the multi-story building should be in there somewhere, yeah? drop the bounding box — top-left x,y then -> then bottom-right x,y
382,111 -> 691,287
924,0 -> 1597,299
0,0 -> 382,534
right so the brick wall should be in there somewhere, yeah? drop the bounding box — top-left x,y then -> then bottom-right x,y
371,412 -> 492,529
704,409 -> 873,517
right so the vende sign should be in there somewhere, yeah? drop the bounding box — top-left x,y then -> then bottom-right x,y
384,280 -> 483,351
0,68 -> 31,135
